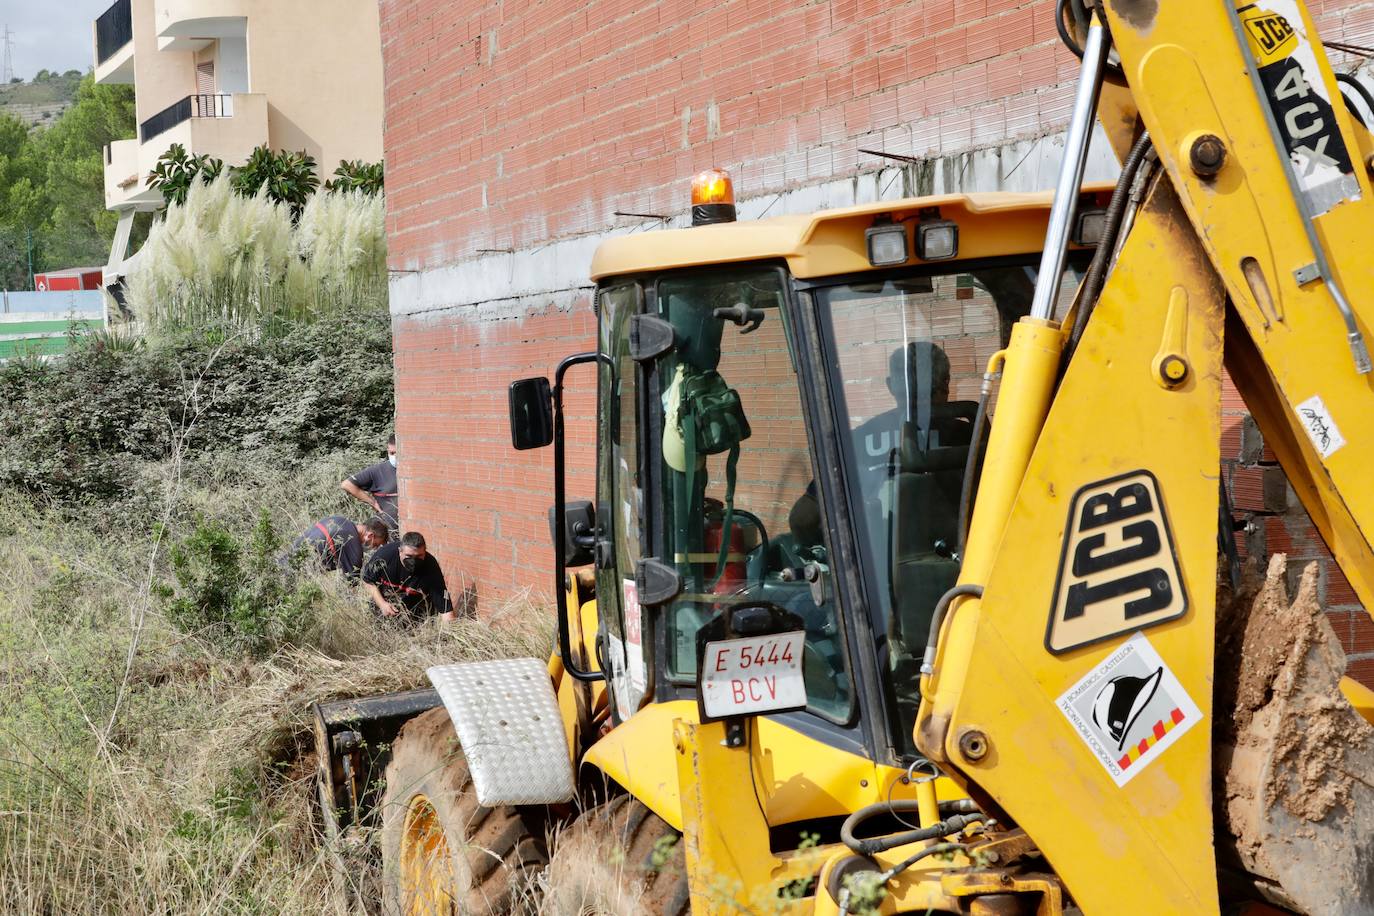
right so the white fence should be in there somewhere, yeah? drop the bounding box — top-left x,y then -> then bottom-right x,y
2,290 -> 106,318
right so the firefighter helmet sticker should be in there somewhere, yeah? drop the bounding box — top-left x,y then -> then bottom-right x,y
1057,633 -> 1202,787
1092,666 -> 1162,750
1046,469 -> 1188,654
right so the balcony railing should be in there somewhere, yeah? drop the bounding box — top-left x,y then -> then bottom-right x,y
139,94 -> 235,144
95,0 -> 133,64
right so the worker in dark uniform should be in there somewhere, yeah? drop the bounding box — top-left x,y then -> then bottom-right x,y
342,434 -> 400,535
281,516 -> 389,579
361,531 -> 453,623
851,342 -> 957,498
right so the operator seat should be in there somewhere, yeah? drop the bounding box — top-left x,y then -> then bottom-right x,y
881,341 -> 981,731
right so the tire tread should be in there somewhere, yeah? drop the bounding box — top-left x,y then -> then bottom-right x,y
380,706 -> 546,915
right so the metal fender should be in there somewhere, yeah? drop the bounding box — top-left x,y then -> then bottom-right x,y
426,657 -> 575,806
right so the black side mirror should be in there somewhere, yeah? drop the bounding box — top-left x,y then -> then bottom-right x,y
549,500 -> 596,567
509,377 -> 553,450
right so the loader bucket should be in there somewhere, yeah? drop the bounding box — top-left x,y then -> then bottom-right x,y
1215,554 -> 1374,915
312,688 -> 442,840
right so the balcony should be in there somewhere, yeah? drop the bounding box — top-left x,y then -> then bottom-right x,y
92,0 -> 134,84
155,0 -> 248,52
104,139 -> 161,210
139,93 -> 239,144
137,93 -> 269,181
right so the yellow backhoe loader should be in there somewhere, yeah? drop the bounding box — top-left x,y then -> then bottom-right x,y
314,0 -> 1374,911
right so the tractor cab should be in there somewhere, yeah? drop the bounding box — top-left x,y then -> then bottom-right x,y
312,172 -> 1109,915
511,174 -> 1100,772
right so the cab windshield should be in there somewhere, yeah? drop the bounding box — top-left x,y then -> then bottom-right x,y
815,260 -> 1082,754
655,266 -> 854,722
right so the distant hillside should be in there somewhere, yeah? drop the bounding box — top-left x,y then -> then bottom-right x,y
0,71 -> 84,128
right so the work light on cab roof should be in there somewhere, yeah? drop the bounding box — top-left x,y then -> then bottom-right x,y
917,218 -> 958,261
865,217 -> 909,267
691,168 -> 736,226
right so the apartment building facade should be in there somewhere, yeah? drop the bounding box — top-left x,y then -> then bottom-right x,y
380,0 -> 1374,675
92,0 -> 385,283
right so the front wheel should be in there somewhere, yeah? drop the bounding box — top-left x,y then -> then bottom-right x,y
379,706 -> 546,915
544,794 -> 690,915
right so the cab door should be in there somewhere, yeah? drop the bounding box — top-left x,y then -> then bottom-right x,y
595,281 -> 651,720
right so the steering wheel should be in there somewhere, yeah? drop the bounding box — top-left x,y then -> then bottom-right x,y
725,508 -> 769,587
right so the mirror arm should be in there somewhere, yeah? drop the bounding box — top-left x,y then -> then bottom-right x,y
553,351 -> 608,683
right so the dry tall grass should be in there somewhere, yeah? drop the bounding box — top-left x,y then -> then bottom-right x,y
0,457 -> 552,915
540,819 -> 646,916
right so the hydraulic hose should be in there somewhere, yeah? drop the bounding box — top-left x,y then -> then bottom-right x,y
1342,91 -> 1368,128
1055,0 -> 1126,83
938,798 -> 980,815
1054,0 -> 1088,59
836,842 -> 970,916
840,799 -> 986,856
956,352 -> 1005,557
920,584 -> 984,677
1336,73 -> 1374,126
880,841 -> 969,882
955,390 -> 988,558
1066,129 -> 1153,362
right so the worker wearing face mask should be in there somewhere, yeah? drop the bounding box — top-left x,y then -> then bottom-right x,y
361,531 -> 453,622
342,433 -> 400,536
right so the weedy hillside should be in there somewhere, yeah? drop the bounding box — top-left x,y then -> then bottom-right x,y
0,316 -> 551,913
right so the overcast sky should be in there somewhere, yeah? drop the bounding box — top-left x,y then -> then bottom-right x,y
0,0 -> 111,80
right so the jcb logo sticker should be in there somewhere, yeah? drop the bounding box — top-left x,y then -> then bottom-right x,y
1240,5 -> 1296,65
1046,470 -> 1187,654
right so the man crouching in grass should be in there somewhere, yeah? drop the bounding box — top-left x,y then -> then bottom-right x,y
281,515 -> 390,579
361,531 -> 453,623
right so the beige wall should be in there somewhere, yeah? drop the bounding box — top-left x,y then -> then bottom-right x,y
245,0 -> 385,169
131,0 -> 195,126
104,139 -> 142,208
137,93 -> 268,179
97,0 -> 383,214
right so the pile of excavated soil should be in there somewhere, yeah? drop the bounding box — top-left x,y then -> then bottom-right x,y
1214,553 -> 1374,914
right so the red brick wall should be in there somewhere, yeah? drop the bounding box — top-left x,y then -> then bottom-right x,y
1221,381 -> 1374,683
379,0 -> 1374,674
392,304 -> 598,606
378,0 -> 1084,270
379,0 -> 1374,272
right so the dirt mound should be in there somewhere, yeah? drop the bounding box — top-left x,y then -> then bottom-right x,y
1215,553 -> 1374,914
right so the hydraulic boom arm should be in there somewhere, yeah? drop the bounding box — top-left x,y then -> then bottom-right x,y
916,2 -> 1374,912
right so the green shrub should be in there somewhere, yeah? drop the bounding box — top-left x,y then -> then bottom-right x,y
0,309 -> 394,505
148,143 -> 323,217
145,142 -> 225,206
0,469 -> 553,911
231,146 -> 320,219
325,159 -> 384,196
157,511 -> 327,657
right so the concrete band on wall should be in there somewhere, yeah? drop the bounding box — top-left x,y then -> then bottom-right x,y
388,130 -> 1121,321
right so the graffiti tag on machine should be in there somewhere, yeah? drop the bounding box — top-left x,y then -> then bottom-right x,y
1295,393 -> 1346,458
1056,633 -> 1203,787
1046,470 -> 1187,653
